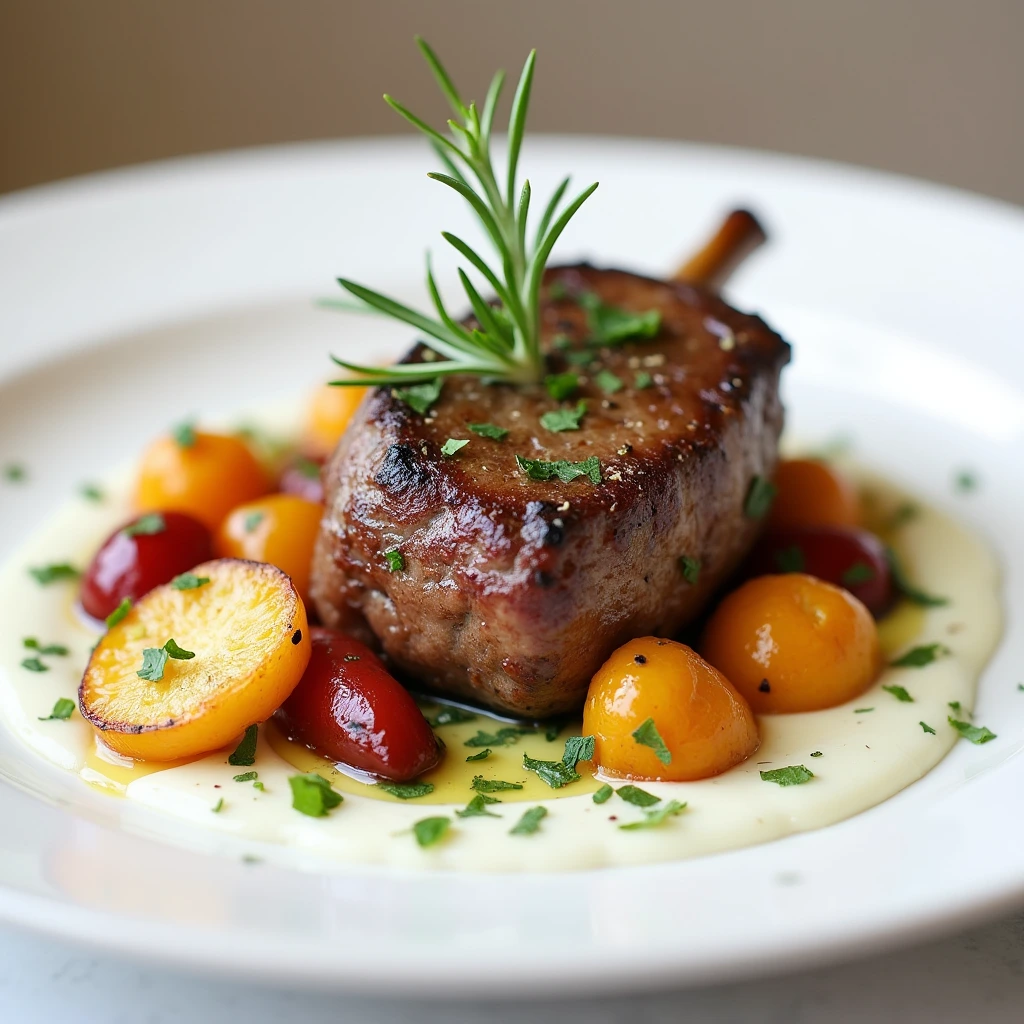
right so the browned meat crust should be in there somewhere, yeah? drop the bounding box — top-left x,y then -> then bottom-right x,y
310,265 -> 791,717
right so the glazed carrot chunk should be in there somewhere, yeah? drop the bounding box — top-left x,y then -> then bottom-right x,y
135,430 -> 269,531
215,494 -> 323,603
583,638 -> 759,781
80,559 -> 310,761
768,458 -> 861,531
701,573 -> 881,714
305,383 -> 368,458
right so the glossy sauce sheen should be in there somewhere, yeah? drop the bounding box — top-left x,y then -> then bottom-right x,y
0,445 -> 1002,872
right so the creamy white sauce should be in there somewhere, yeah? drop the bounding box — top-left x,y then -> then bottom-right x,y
0,436 -> 1002,871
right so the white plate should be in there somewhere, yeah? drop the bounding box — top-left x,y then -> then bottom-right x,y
0,138 -> 1022,995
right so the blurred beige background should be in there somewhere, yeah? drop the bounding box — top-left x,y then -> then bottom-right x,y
1,0 -> 1022,204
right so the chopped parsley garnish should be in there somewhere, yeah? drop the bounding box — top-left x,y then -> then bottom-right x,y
171,572 -> 211,591
412,816 -> 450,847
3,463 -> 27,482
23,638 -> 69,656
440,438 -> 469,456
212,798 -> 224,813
886,548 -> 948,607
522,753 -> 581,789
544,372 -> 579,400
243,511 -> 265,533
948,717 -> 996,745
854,707 -> 874,714
634,371 -> 653,389
38,697 -> 75,721
172,421 -> 197,448
136,647 -> 169,681
80,483 -> 105,501
510,806 -> 548,836
616,784 -> 660,808
595,369 -> 624,395
919,721 -> 936,735
679,555 -> 701,585
289,773 -> 343,817
562,735 -> 595,770
21,657 -> 48,673
163,638 -> 195,660
468,423 -> 508,441
760,765 -> 814,786
948,701 -> 964,713
954,469 -> 978,493
394,378 -> 442,415
29,563 -> 80,585
841,562 -> 876,585
233,770 -> 260,785
471,775 -> 523,793
465,749 -> 491,762
105,597 -> 133,628
620,799 -> 686,831
774,545 -> 805,573
891,643 -> 949,668
631,717 -> 672,765
377,781 -> 435,800
456,794 -> 501,818
228,724 -> 259,766
580,292 -> 661,345
464,726 -> 527,747
545,720 -> 564,742
384,548 -> 405,572
593,783 -> 614,804
882,684 -> 914,703
515,454 -> 601,485
122,513 -> 166,538
427,706 -> 477,727
539,400 -> 587,432
810,750 -> 823,757
744,476 -> 777,519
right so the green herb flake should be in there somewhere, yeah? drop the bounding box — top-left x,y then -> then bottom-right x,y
38,697 -> 75,721
760,765 -> 815,786
105,597 -> 133,629
948,701 -> 963,713
464,726 -> 527,747
136,647 -> 169,681
29,563 -> 81,585
595,369 -> 624,395
171,573 -> 211,591
465,748 -> 491,762
228,724 -> 259,766
468,423 -> 509,441
882,684 -> 914,703
580,293 -> 662,345
539,400 -> 587,433
384,548 -> 405,573
23,638 -> 69,656
3,463 -> 27,482
233,771 -> 258,783
377,781 -> 435,800
440,438 -> 469,456
21,657 -> 49,673
616,784 -> 660,808
810,750 -> 823,758
841,562 -> 876,585
891,643 -> 949,668
920,721 -> 936,735
522,753 -> 581,789
427,706 -> 477,727
163,638 -> 195,660
886,548 -> 948,607
413,816 -> 450,848
678,555 -> 701,585
212,798 -> 224,813
954,469 -> 978,493
544,372 -> 579,401
744,476 -> 777,519
854,707 -> 875,714
456,794 -> 501,818
80,483 -> 105,502
620,799 -> 687,831
774,545 -> 805,573
471,775 -> 523,793
510,806 -> 548,836
515,454 -> 601,485
593,783 -> 614,804
948,717 -> 996,745
631,717 -> 672,765
289,773 -> 343,817
634,371 -> 653,389
393,378 -> 442,415
122,513 -> 166,538
291,457 -> 321,481
243,511 -> 265,534
544,720 -> 564,742
565,350 -> 595,367
562,735 -> 595,770
172,421 -> 197,448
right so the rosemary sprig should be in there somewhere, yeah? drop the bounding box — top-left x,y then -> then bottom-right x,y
327,38 -> 598,390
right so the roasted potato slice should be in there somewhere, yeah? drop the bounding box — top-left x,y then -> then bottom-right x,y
80,558 -> 310,761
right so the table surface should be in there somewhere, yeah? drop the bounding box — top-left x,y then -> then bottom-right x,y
3,911 -> 1024,1023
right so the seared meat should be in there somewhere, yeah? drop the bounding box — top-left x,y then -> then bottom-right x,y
310,265 -> 791,717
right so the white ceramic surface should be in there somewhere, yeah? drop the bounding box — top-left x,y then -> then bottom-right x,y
0,137 -> 1022,995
